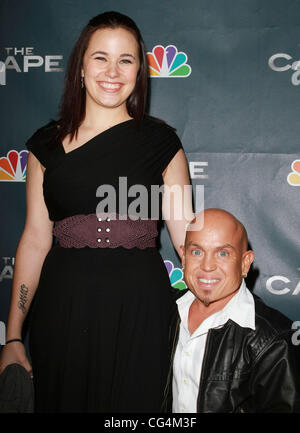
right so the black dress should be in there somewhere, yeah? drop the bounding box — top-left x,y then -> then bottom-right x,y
26,117 -> 182,413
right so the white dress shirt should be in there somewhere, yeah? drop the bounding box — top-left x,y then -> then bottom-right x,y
172,279 -> 255,413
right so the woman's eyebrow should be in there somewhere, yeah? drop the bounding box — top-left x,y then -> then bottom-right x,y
120,53 -> 136,58
91,50 -> 108,56
90,51 -> 136,59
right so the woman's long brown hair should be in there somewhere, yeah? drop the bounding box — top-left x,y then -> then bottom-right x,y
56,11 -> 149,144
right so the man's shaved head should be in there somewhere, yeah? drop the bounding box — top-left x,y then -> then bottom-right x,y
186,208 -> 249,252
181,208 -> 254,308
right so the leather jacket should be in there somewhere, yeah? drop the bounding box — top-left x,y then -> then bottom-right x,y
162,290 -> 300,413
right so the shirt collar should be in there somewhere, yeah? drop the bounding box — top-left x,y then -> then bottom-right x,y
176,279 -> 256,331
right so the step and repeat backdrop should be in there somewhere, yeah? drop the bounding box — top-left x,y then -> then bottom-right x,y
0,0 -> 299,345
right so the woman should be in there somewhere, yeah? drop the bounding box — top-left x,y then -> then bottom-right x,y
0,11 -> 193,412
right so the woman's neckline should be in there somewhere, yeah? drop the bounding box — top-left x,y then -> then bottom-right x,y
61,118 -> 135,156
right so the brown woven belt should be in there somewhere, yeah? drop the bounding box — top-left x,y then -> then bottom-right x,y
53,213 -> 158,249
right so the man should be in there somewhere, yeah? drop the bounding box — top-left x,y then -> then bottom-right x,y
162,209 -> 300,413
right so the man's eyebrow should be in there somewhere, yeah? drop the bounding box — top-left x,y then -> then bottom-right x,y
186,242 -> 235,250
217,244 -> 235,250
186,241 -> 201,248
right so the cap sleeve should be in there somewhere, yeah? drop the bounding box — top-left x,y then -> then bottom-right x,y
159,128 -> 182,174
151,123 -> 183,175
25,121 -> 57,168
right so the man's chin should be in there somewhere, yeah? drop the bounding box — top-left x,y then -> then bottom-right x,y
201,296 -> 212,307
192,288 -> 215,306
192,284 -> 240,307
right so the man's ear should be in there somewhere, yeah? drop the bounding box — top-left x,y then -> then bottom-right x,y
180,245 -> 185,268
242,250 -> 254,276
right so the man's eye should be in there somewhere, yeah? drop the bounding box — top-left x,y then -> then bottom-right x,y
219,250 -> 228,257
191,250 -> 201,256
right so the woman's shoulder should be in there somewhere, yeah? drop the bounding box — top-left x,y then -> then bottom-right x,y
139,116 -> 181,148
27,120 -> 58,144
25,120 -> 59,166
142,115 -> 177,134
138,116 -> 182,170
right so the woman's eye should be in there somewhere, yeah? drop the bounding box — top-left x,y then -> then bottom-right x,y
120,59 -> 133,64
95,56 -> 106,61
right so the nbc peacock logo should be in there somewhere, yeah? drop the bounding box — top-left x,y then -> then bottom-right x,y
0,150 -> 28,182
287,159 -> 300,186
147,45 -> 191,78
164,260 -> 187,290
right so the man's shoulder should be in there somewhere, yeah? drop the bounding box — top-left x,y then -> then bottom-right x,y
245,294 -> 294,359
253,294 -> 293,335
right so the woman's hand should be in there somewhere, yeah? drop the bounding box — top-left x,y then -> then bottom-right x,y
0,342 -> 33,378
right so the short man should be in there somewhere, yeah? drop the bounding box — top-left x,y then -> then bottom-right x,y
162,209 -> 300,413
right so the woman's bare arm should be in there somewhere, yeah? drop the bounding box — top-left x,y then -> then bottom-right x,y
0,152 -> 53,374
162,149 -> 194,256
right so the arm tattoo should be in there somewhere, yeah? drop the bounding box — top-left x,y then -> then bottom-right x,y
18,283 -> 28,314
